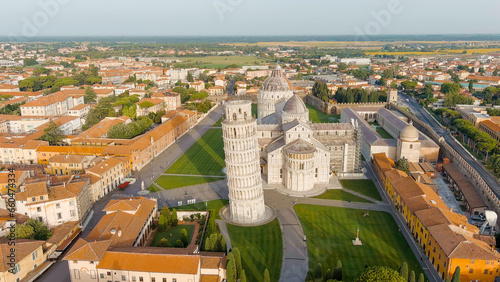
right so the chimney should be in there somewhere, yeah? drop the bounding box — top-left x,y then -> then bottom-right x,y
118,230 -> 122,237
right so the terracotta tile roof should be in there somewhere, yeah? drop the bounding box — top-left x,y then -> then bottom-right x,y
37,146 -> 105,155
0,239 -> 44,271
47,220 -> 80,245
201,256 -> 222,269
103,199 -> 142,212
64,238 -> 111,261
480,120 -> 500,133
200,275 -> 220,282
48,154 -> 87,164
86,197 -> 156,247
16,182 -> 48,201
96,251 -> 200,274
86,157 -> 125,176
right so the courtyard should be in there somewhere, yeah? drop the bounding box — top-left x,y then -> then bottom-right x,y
150,224 -> 196,247
306,104 -> 340,123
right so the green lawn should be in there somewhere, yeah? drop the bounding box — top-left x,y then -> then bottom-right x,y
154,175 -> 225,190
313,189 -> 373,203
306,104 -> 339,123
213,117 -> 223,127
340,179 -> 382,201
295,205 -> 423,281
151,224 -> 195,247
227,219 -> 283,282
171,56 -> 269,69
148,184 -> 161,193
375,126 -> 394,139
176,199 -> 229,220
165,128 -> 225,176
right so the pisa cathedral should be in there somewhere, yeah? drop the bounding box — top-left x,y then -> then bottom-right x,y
222,65 -> 363,225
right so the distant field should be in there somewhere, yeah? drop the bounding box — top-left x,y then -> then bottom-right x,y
171,56 -> 270,68
366,48 -> 500,56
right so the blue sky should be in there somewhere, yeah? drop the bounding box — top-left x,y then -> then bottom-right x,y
1,0 -> 499,37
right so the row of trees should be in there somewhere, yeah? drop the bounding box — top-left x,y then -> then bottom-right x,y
19,69 -> 101,93
202,209 -> 217,251
453,119 -> 497,159
305,261 -> 343,282
335,88 -> 387,104
487,154 -> 500,178
107,116 -> 153,139
226,248 -> 246,282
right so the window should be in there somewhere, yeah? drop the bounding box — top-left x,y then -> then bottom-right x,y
172,279 -> 177,282
73,269 -> 80,279
37,207 -> 41,212
107,272 -> 112,276
32,250 -> 38,260
163,279 -> 166,282
410,144 -> 413,149
40,196 -> 44,200
151,279 -> 155,282
139,277 -> 144,282
70,210 -> 75,217
469,268 -> 473,273
14,264 -> 20,274
132,277 -> 136,281
484,269 -> 488,274
57,213 -> 62,219
70,201 -> 74,206
56,203 -> 61,209
32,197 -> 36,202
122,275 -> 126,281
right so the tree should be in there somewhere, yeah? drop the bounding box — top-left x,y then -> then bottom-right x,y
312,81 -> 330,102
139,101 -> 155,108
324,269 -> 332,281
157,238 -> 171,247
451,266 -> 460,282
84,87 -> 97,104
440,82 -> 460,95
226,253 -> 237,282
305,270 -> 314,282
333,260 -> 343,281
12,224 -> 34,239
24,58 -> 38,66
174,240 -> 184,248
38,121 -> 66,145
180,228 -> 188,247
232,247 -> 242,279
355,266 -> 406,282
154,110 -> 165,124
12,219 -> 52,240
395,157 -> 410,176
409,270 -> 416,282
314,263 -> 323,282
418,273 -> 424,282
399,262 -> 408,280
263,269 -> 271,282
240,269 -> 247,282
187,72 -> 194,82
171,209 -> 178,227
158,215 -> 166,231
401,80 -> 418,92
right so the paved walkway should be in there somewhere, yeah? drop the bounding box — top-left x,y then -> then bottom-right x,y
215,219 -> 233,251
433,174 -> 463,215
340,188 -> 384,204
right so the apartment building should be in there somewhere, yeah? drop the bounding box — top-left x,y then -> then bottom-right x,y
136,98 -> 165,117
20,92 -> 81,117
45,154 -> 95,175
151,91 -> 181,111
373,152 -> 500,281
0,240 -> 46,282
15,178 -> 92,228
85,157 -> 130,201
479,119 -> 500,144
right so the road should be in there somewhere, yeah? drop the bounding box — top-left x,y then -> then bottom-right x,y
36,105 -> 224,282
400,94 -> 500,200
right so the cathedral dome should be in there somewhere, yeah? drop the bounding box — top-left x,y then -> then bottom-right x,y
400,121 -> 419,142
283,95 -> 307,114
261,64 -> 293,92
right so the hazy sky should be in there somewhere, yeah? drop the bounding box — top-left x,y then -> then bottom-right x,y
1,0 -> 499,38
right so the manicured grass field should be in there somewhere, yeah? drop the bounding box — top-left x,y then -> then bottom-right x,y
340,179 -> 382,201
294,205 -> 423,281
313,189 -> 372,203
176,199 -> 229,220
148,184 -> 161,193
227,219 -> 283,282
306,104 -> 339,123
151,224 -> 195,247
154,175 -> 225,190
165,128 -> 225,176
171,56 -> 269,69
375,126 -> 394,139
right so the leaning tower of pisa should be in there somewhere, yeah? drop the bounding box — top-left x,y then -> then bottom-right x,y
222,100 -> 268,225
